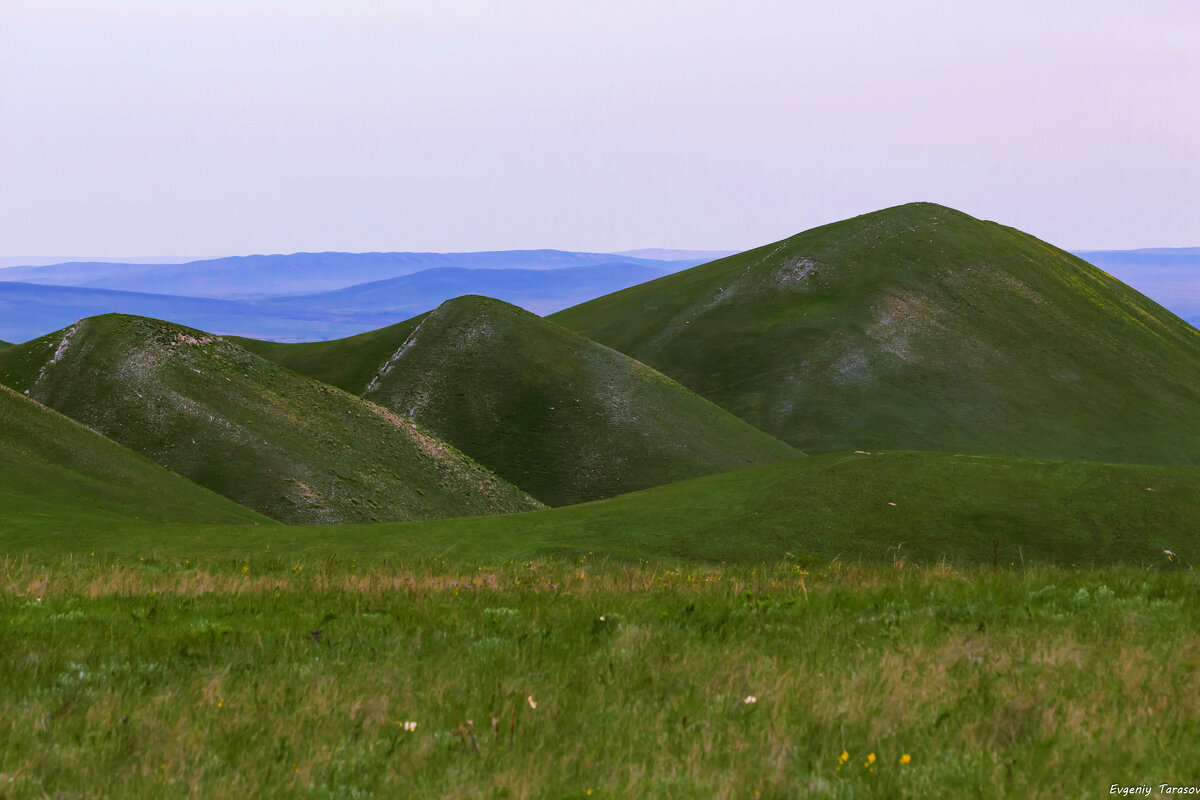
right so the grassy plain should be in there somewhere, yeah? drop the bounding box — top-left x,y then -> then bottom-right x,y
2,552 -> 1197,798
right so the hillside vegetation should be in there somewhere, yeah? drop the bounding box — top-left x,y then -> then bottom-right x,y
1074,248 -> 1200,328
343,450 -> 1200,567
0,383 -> 266,528
237,296 -> 797,506
0,315 -> 540,524
12,451 -> 1195,569
552,203 -> 1200,464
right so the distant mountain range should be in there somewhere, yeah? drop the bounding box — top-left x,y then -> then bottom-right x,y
0,260 -> 683,343
2,245 -> 1193,347
0,250 -> 710,343
0,249 -> 700,298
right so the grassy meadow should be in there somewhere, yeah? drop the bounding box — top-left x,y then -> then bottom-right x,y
3,549 -> 1198,798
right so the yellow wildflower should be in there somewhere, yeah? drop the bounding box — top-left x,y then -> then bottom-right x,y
900,753 -> 911,765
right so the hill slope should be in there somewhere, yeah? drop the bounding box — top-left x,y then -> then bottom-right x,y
23,452 -> 1199,568
1073,248 -> 1200,328
0,383 -> 267,528
236,297 -> 797,506
552,203 -> 1200,464
363,451 -> 1200,566
0,315 -> 540,524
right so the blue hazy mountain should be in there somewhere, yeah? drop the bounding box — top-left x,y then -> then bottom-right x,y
261,262 -> 667,318
0,263 -> 669,344
613,248 -> 739,262
0,250 -> 697,299
0,282 -> 369,343
1072,248 -> 1200,327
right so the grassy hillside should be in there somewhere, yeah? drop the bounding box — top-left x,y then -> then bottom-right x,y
0,314 -> 540,524
345,451 -> 1200,567
0,383 -> 267,528
552,203 -> 1200,464
0,340 -> 10,351
1073,248 -> 1200,328
13,451 -> 1197,569
237,296 -> 797,506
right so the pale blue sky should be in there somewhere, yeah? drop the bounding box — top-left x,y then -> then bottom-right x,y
1,0 -> 1197,257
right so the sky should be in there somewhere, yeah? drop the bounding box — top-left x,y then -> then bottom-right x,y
1,0 -> 1197,258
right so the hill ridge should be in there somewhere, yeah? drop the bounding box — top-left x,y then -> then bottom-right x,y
237,295 -> 797,506
0,314 -> 541,523
550,202 -> 1200,464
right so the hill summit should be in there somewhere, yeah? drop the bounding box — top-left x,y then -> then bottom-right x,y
0,314 -> 541,523
551,203 -> 1200,464
236,296 -> 797,506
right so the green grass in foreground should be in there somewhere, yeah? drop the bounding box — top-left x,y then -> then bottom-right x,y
2,555 -> 1198,798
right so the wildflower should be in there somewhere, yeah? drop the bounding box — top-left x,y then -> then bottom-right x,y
402,721 -> 418,732
899,753 -> 911,765
743,695 -> 757,704
599,615 -> 605,621
527,695 -> 538,709
217,698 -> 223,709
837,750 -> 849,771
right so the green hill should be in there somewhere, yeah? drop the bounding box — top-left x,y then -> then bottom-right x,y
0,314 -> 541,524
0,340 -> 11,351
17,451 -> 1198,568
0,382 -> 267,528
551,203 -> 1200,464
235,296 -> 797,506
366,451 -> 1200,566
